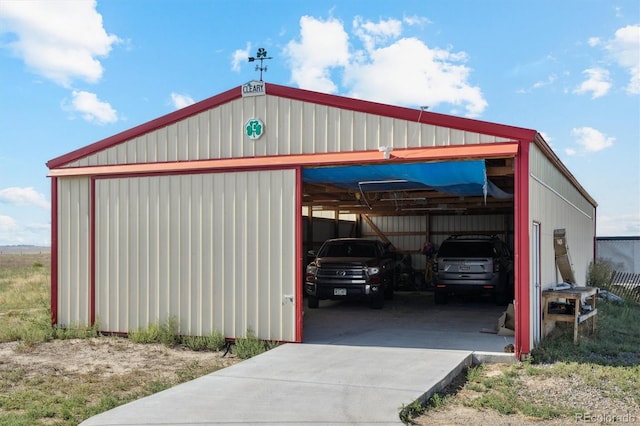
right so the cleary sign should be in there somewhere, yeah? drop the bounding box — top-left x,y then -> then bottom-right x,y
242,80 -> 266,97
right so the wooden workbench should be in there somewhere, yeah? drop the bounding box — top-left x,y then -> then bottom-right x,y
542,286 -> 598,343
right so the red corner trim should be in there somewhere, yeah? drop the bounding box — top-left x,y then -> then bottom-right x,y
50,177 -> 58,326
90,178 -> 96,326
295,166 -> 304,343
514,141 -> 531,357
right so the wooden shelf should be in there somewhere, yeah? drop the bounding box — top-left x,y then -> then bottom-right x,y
542,287 -> 598,343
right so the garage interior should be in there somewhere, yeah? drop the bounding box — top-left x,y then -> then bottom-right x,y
301,157 -> 517,352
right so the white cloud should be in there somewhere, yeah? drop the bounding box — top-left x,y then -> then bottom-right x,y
284,16 -> 350,93
353,16 -> 402,51
403,15 -> 432,27
605,24 -> 640,95
64,90 -> 118,124
0,187 -> 50,210
170,92 -> 195,110
567,127 -> 615,155
518,74 -> 557,93
573,68 -> 612,98
232,43 -> 251,72
0,215 -> 19,234
345,37 -> 487,117
0,215 -> 50,246
284,15 -> 487,118
588,37 -> 601,47
0,0 -> 120,87
597,212 -> 640,236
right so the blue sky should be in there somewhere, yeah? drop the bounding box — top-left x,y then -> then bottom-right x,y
0,0 -> 638,246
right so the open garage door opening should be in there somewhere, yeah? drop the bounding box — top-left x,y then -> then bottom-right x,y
300,158 -> 518,352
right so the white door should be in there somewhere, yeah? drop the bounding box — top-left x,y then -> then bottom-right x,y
532,222 -> 542,345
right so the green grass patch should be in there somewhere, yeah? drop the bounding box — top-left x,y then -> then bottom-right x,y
182,331 -> 227,352
413,282 -> 640,424
233,330 -> 278,360
129,317 -> 180,346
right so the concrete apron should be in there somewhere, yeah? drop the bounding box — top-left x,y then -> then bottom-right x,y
82,292 -> 516,425
82,344 -> 477,426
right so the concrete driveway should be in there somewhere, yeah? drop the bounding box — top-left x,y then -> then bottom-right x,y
81,292 -> 514,426
304,290 -> 515,352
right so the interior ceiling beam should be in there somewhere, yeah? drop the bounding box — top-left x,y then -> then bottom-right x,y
486,166 -> 514,176
301,156 -> 515,216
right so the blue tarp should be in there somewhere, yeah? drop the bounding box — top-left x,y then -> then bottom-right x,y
303,160 -> 498,198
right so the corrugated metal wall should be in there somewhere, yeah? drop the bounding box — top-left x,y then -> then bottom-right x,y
93,170 -> 297,341
362,214 -> 513,271
66,96 -> 512,168
56,177 -> 91,328
529,144 -> 596,289
596,238 -> 640,273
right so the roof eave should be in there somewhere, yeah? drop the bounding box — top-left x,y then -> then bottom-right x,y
47,83 -> 538,170
46,86 -> 241,169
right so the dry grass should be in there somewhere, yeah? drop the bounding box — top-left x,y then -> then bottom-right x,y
0,252 -> 239,426
0,252 -> 51,319
0,252 -> 50,269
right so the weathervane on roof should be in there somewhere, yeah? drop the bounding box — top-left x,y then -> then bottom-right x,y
248,48 -> 272,81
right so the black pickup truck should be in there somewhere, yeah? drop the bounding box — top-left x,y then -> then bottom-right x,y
304,238 -> 396,309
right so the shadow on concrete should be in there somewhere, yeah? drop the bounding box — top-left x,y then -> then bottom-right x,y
303,291 -> 515,353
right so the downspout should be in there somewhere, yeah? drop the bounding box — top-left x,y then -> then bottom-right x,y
514,141 -> 531,358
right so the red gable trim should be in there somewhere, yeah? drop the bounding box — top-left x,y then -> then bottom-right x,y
47,83 -> 537,169
46,86 -> 240,169
266,83 -> 537,142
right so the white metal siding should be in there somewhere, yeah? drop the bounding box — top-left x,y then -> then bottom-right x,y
529,145 -> 596,291
362,215 -> 427,250
361,215 -> 513,271
56,177 -> 91,328
93,170 -> 297,341
430,215 -> 513,247
66,95 -> 512,168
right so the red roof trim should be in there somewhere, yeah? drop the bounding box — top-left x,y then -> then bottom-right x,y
265,83 -> 537,141
46,86 -> 241,169
47,83 -> 537,169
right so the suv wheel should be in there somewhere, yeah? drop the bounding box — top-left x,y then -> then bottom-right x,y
307,295 -> 319,309
370,294 -> 384,309
434,290 -> 448,305
494,288 -> 508,305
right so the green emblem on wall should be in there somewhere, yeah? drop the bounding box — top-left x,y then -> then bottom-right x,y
245,118 -> 264,140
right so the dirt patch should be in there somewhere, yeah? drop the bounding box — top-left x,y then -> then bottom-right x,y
0,337 -> 238,381
1,337 -> 638,425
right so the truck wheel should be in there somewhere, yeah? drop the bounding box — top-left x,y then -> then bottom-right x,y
384,285 -> 394,300
434,291 -> 448,305
308,296 -> 319,309
370,294 -> 384,309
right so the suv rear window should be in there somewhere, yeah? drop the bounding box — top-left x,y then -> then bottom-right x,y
437,241 -> 496,258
